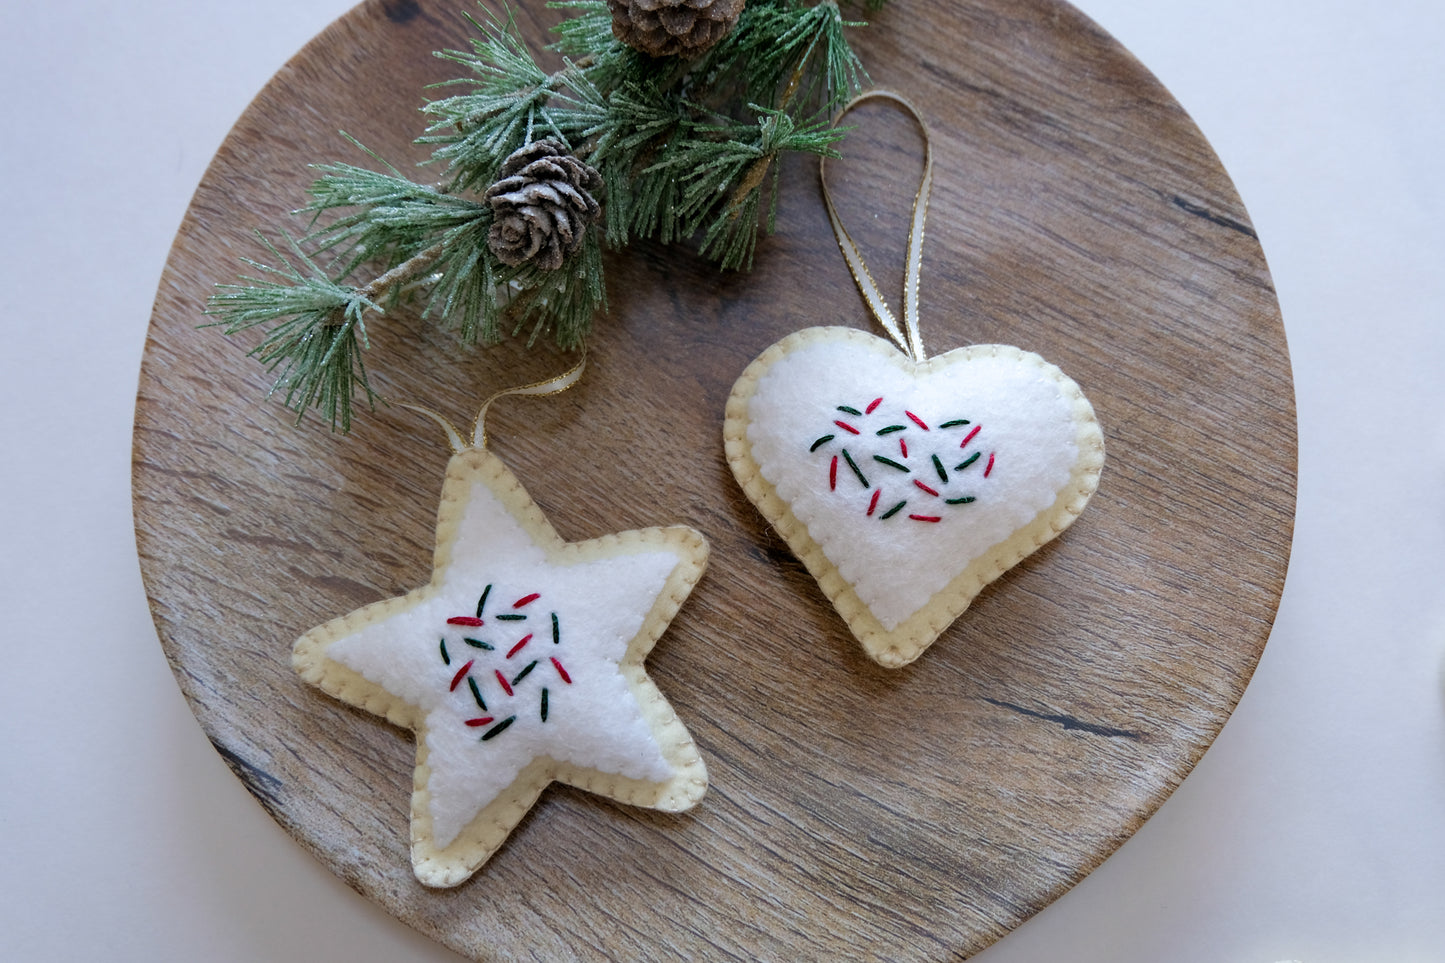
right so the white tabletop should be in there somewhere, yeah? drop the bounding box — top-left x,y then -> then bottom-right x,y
3,1 -> 1441,960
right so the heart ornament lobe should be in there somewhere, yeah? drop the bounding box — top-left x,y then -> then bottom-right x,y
725,327 -> 1104,667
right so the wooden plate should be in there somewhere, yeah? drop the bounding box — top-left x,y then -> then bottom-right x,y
133,0 -> 1295,958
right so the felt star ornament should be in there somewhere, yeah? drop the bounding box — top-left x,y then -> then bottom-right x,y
294,400 -> 709,887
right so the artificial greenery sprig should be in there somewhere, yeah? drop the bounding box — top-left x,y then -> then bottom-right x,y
207,0 -> 889,431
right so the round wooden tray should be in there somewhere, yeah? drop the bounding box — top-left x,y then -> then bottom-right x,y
133,0 -> 1295,958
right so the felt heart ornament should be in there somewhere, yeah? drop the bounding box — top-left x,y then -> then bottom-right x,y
725,326 -> 1104,667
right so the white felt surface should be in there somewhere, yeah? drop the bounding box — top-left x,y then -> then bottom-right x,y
325,476 -> 678,846
746,333 -> 1083,628
5,1 -> 1444,961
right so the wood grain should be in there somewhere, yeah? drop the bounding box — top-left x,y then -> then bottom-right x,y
132,0 -> 1295,959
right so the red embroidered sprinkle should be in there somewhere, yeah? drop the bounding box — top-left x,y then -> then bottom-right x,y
465,716 -> 496,727
833,420 -> 861,435
447,616 -> 484,627
829,455 -> 838,491
909,514 -> 942,523
513,593 -> 540,608
506,633 -> 534,659
449,660 -> 474,692
866,397 -> 883,414
899,437 -> 909,458
913,479 -> 940,496
495,669 -> 514,696
866,489 -> 881,516
551,657 -> 572,684
906,411 -> 930,430
984,452 -> 995,477
960,425 -> 981,448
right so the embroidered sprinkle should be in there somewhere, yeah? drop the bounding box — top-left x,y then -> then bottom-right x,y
506,634 -> 533,659
879,500 -> 907,520
495,613 -> 527,622
985,452 -> 996,477
940,419 -> 971,428
449,660 -> 475,692
833,420 -> 861,435
841,449 -> 869,487
540,688 -> 549,722
829,455 -> 838,491
464,637 -> 493,650
876,425 -> 907,435
480,716 -> 516,741
475,584 -> 491,618
439,638 -> 450,665
513,592 -> 540,608
465,716 -> 496,727
873,455 -> 910,473
909,514 -> 942,523
495,669 -> 514,696
913,479 -> 940,496
867,488 -> 881,516
955,452 -> 981,471
866,397 -> 883,413
905,411 -> 930,430
809,434 -> 835,452
512,660 -> 538,685
960,425 -> 982,448
932,454 -> 948,483
467,675 -> 487,710
447,616 -> 484,627
946,496 -> 976,505
837,405 -> 863,416
551,612 -> 560,645
551,657 -> 572,684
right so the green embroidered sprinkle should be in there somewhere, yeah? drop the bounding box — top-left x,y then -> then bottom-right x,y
439,638 -> 450,665
480,716 -> 516,741
932,454 -> 948,483
464,637 -> 494,650
946,496 -> 977,505
940,419 -> 971,428
475,584 -> 491,619
873,455 -> 910,473
955,452 -> 981,471
809,434 -> 835,452
551,612 -> 560,645
496,613 -> 527,621
876,425 -> 907,435
879,500 -> 908,519
841,449 -> 869,487
837,405 -> 863,416
512,660 -> 539,686
467,675 -> 487,710
540,687 -> 549,722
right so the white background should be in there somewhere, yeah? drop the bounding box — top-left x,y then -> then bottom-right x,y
2,1 -> 1442,960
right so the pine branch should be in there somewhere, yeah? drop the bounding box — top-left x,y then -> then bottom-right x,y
208,0 -> 892,431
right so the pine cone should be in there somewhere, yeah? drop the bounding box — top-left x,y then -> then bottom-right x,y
607,0 -> 745,58
484,140 -> 603,271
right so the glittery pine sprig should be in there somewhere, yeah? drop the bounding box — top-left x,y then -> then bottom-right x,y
206,0 -> 890,432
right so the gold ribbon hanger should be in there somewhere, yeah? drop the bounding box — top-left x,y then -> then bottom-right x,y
819,90 -> 935,363
399,351 -> 588,453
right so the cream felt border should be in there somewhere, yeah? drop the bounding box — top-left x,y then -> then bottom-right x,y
293,447 -> 709,888
723,326 -> 1105,669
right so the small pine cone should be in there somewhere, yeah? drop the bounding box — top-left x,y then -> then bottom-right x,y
607,0 -> 745,59
484,140 -> 603,271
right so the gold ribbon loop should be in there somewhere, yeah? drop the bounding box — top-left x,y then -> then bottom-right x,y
820,90 -> 934,362
398,351 -> 588,453
469,352 -> 587,450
